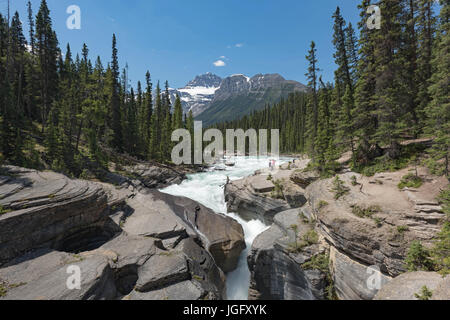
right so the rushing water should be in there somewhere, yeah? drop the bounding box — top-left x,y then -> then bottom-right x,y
160,156 -> 292,300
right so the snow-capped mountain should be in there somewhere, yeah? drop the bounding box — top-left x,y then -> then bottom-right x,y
166,72 -> 307,124
168,73 -> 222,116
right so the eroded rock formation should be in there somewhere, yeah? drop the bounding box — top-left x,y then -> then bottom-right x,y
0,165 -> 244,300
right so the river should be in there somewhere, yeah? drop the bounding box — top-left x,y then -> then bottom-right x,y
160,156 -> 292,300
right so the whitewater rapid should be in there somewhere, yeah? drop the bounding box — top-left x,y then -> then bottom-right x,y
160,156 -> 291,300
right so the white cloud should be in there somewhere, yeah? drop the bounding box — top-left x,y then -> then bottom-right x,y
213,60 -> 226,67
235,43 -> 244,48
219,55 -> 226,59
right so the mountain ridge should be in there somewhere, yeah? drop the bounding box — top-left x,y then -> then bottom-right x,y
166,72 -> 308,124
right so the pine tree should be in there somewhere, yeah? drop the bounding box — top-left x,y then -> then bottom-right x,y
35,0 -> 59,132
305,41 -> 320,159
172,94 -> 183,130
144,71 -> 153,156
110,34 -> 122,151
149,82 -> 162,160
373,0 -> 407,157
354,0 -> 380,162
416,0 -> 437,125
426,0 -> 450,177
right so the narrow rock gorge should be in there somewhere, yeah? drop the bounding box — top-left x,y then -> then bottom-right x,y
0,165 -> 245,300
225,161 -> 449,300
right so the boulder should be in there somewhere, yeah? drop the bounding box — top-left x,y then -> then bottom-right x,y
374,272 -> 448,300
225,178 -> 291,223
290,170 -> 320,189
122,191 -> 245,273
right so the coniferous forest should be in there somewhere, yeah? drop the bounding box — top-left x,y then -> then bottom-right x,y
0,0 -> 448,180
0,0 -> 188,177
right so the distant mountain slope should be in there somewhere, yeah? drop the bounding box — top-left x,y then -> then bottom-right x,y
167,73 -> 222,116
196,74 -> 307,126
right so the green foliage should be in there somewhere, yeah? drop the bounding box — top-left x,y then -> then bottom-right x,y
270,179 -> 285,200
302,252 -> 329,273
350,175 -> 358,186
331,176 -> 350,200
397,225 -> 410,234
405,241 -> 435,272
351,204 -> 381,219
414,286 -> 433,301
430,187 -> 450,275
303,229 -> 319,246
318,200 -> 329,210
0,205 -> 12,215
398,173 -> 423,189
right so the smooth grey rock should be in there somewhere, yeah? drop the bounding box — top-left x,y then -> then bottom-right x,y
126,280 -> 206,300
225,178 -> 291,223
374,272 -> 446,300
0,167 -> 116,265
330,246 -> 391,300
135,252 -> 190,292
123,191 -> 245,273
1,254 -> 116,300
432,276 -> 450,300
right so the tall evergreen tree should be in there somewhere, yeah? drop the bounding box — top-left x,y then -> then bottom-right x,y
35,0 -> 59,132
305,41 -> 320,159
110,34 -> 122,151
427,0 -> 450,177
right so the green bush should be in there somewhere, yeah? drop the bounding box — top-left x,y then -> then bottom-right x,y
414,286 -> 433,300
302,253 -> 329,272
318,200 -> 329,210
397,225 -> 410,234
351,205 -> 381,218
270,180 -> 285,199
405,241 -> 435,272
332,176 -> 350,200
303,230 -> 319,246
398,173 -> 423,189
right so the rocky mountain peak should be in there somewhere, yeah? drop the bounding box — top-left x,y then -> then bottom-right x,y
186,73 -> 222,88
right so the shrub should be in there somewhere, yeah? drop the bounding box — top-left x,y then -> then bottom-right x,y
303,230 -> 319,246
351,175 -> 358,186
405,241 -> 434,272
351,205 -> 381,219
331,176 -> 350,200
398,173 -> 423,189
414,286 -> 433,301
0,205 -> 12,215
270,180 -> 285,199
318,200 -> 329,210
397,225 -> 410,234
302,253 -> 329,273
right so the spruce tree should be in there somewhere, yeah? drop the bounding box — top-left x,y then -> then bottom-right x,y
110,34 -> 122,151
305,41 -> 320,159
426,0 -> 450,177
35,0 -> 59,132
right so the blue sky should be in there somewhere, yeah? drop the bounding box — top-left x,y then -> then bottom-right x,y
5,0 -> 361,88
